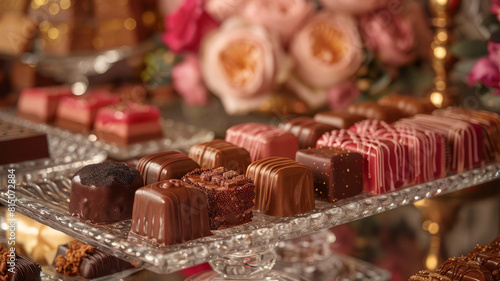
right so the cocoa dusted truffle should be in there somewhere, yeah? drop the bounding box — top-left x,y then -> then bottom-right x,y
0,244 -> 41,281
246,157 -> 315,217
296,147 -> 363,202
131,179 -> 212,245
279,117 -> 337,149
136,151 -> 200,186
188,139 -> 252,175
183,167 -> 255,230
54,241 -> 133,279
69,162 -> 143,224
436,257 -> 494,281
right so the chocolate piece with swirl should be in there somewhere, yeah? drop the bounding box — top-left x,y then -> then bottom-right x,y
131,179 -> 211,245
183,167 -> 255,230
436,257 -> 494,281
246,157 -> 315,217
136,151 -> 200,185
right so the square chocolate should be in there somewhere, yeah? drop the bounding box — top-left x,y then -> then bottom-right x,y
296,147 -> 363,202
279,117 -> 337,149
136,151 -> 200,186
188,139 -> 251,174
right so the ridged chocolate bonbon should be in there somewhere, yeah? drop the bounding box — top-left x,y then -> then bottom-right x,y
347,101 -> 405,123
188,139 -> 252,174
296,147 -> 363,202
183,167 -> 255,229
279,117 -> 337,149
54,241 -> 133,279
314,111 -> 365,129
225,122 -> 299,162
131,179 -> 212,245
136,151 -> 200,185
246,157 -> 315,217
0,244 -> 41,281
377,94 -> 436,116
467,244 -> 500,280
436,257 -> 494,281
69,162 -> 143,224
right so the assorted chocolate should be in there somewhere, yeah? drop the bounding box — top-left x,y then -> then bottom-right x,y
183,167 -> 255,230
131,179 -> 212,245
54,240 -> 134,279
136,151 -> 200,186
189,139 -> 252,174
0,120 -> 50,165
69,161 -> 143,224
0,244 -> 41,281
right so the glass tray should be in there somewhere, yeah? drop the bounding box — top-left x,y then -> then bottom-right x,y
0,112 -> 107,187
0,111 -> 215,160
0,164 -> 498,275
40,266 -> 142,281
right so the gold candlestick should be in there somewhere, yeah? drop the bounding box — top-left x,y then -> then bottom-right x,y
428,0 -> 461,108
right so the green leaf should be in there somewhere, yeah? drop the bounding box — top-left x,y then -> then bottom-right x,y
451,40 -> 488,58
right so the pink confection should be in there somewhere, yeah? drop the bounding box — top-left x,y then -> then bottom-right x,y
395,114 -> 485,173
94,103 -> 164,146
350,119 -> 446,184
317,129 -> 407,194
55,90 -> 121,133
225,123 -> 299,162
17,86 -> 73,123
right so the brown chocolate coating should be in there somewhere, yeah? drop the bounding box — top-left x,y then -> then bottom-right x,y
295,147 -> 363,202
188,139 -> 252,175
409,270 -> 451,281
136,151 -> 200,185
69,162 -> 143,224
246,157 -> 315,217
347,101 -> 405,123
0,121 -> 50,165
313,111 -> 365,129
492,235 -> 500,246
131,179 -> 212,245
467,244 -> 500,280
378,94 -> 436,116
54,241 -> 133,279
436,257 -> 494,281
183,167 -> 255,230
1,244 -> 41,281
279,117 -> 337,149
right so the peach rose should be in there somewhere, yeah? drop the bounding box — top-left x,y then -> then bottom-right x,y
239,0 -> 315,45
290,12 -> 364,89
200,17 -> 292,115
205,0 -> 244,21
320,0 -> 388,15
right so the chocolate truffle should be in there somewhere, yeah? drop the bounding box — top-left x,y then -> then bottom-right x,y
17,86 -> 73,123
246,157 -> 315,217
436,257 -> 494,281
377,94 -> 436,116
296,147 -> 363,202
225,123 -> 299,162
409,270 -> 451,281
347,101 -> 405,123
94,102 -> 164,146
317,129 -> 408,194
183,167 -> 255,230
0,244 -> 41,281
54,241 -> 133,279
69,162 -> 143,224
314,111 -> 365,129
131,179 -> 212,245
467,244 -> 500,280
0,121 -> 50,165
136,151 -> 200,186
279,117 -> 337,149
188,139 -> 252,175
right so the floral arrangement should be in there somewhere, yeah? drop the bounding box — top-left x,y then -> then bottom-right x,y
155,0 -> 432,115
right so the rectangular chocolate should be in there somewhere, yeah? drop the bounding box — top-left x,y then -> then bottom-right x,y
0,121 -> 50,165
279,117 -> 337,149
183,167 -> 255,230
313,111 -> 365,129
296,147 -> 363,202
246,157 -> 315,217
347,101 -> 405,123
1,244 -> 41,281
188,139 -> 252,175
131,179 -> 212,245
136,151 -> 200,186
377,94 -> 436,116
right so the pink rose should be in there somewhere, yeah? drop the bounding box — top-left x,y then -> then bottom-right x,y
172,54 -> 208,106
239,0 -> 314,45
327,80 -> 360,111
162,0 -> 218,54
488,41 -> 500,66
467,57 -> 500,88
205,0 -> 244,21
360,10 -> 416,67
290,12 -> 364,89
491,0 -> 500,17
286,75 -> 328,110
320,0 -> 388,15
200,17 -> 291,115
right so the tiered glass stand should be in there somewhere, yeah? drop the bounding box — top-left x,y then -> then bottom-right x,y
0,163 -> 498,280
